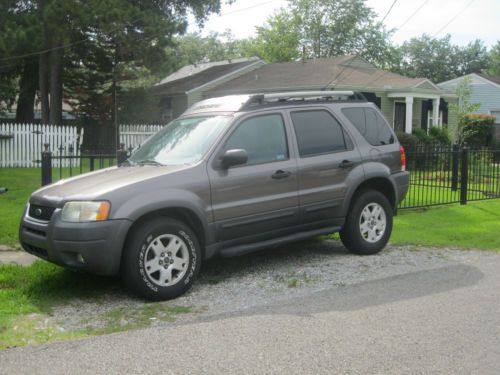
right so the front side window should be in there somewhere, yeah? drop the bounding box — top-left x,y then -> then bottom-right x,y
291,110 -> 347,157
224,114 -> 288,165
129,116 -> 231,165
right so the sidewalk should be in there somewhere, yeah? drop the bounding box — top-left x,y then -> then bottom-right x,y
0,246 -> 36,266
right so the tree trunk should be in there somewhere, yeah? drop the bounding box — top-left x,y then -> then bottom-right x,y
38,0 -> 50,124
16,57 -> 38,123
38,52 -> 50,123
49,47 -> 63,125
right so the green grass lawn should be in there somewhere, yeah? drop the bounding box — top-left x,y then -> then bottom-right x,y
391,199 -> 500,251
0,168 -> 41,247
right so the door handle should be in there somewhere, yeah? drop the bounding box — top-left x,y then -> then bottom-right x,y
339,160 -> 355,169
272,170 -> 291,179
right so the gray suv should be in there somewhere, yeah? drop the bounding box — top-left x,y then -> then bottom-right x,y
20,91 -> 409,300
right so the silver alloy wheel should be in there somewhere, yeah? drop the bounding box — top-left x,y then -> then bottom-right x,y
359,202 -> 387,243
144,234 -> 190,287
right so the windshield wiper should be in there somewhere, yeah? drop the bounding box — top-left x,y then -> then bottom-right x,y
136,159 -> 165,166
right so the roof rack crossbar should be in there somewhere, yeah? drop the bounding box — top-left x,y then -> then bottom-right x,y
263,91 -> 354,100
243,90 -> 363,108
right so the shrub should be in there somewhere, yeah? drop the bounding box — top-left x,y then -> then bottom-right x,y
412,128 -> 432,143
462,114 -> 495,146
396,131 -> 419,149
428,125 -> 451,144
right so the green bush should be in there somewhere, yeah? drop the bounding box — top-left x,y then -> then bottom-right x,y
412,128 -> 432,143
396,131 -> 419,149
428,126 -> 451,144
462,114 -> 495,146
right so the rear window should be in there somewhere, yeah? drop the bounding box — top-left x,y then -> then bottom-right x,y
342,107 -> 394,146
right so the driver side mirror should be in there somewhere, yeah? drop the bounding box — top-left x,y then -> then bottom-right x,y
220,149 -> 248,169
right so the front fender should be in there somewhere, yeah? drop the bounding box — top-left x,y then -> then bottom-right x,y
111,188 -> 212,245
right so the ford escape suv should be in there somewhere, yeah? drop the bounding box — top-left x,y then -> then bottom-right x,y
20,91 -> 409,300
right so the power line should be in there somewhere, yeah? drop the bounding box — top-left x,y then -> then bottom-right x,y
0,15 -> 152,64
394,0 -> 431,34
433,0 -> 476,37
381,0 -> 399,23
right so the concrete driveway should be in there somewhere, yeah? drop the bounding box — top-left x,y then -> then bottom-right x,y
1,250 -> 499,374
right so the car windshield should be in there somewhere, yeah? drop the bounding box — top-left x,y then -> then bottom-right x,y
128,116 -> 231,166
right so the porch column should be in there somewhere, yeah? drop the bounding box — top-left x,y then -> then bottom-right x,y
405,96 -> 413,134
432,98 -> 440,127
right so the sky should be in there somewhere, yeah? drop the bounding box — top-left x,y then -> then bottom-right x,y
188,0 -> 500,48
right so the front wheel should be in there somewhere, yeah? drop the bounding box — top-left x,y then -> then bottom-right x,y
340,190 -> 393,255
121,218 -> 201,301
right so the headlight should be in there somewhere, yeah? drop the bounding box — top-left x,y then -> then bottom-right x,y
61,201 -> 110,222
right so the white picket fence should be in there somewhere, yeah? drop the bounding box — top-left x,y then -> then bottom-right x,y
119,124 -> 165,151
0,123 -> 83,168
0,123 -> 165,168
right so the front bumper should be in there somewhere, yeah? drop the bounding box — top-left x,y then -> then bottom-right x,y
19,206 -> 132,276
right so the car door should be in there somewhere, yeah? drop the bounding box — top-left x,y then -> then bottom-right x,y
207,112 -> 299,245
288,107 -> 363,228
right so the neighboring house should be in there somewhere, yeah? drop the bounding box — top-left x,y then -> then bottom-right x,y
0,100 -> 76,123
153,55 -> 456,133
438,73 -> 500,139
152,57 -> 265,122
205,56 -> 456,134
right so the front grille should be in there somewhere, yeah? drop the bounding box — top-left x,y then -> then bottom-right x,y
23,243 -> 48,258
24,227 -> 46,237
28,204 -> 56,221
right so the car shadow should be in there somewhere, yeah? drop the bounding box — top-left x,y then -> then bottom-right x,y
186,263 -> 484,324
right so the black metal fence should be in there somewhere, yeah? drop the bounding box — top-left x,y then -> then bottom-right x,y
398,143 -> 500,209
40,141 -> 500,210
41,143 -> 131,186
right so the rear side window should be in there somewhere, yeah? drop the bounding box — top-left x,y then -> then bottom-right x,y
342,107 -> 394,146
291,110 -> 347,157
224,114 -> 288,165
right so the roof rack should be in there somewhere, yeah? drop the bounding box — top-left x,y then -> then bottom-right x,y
243,90 -> 366,108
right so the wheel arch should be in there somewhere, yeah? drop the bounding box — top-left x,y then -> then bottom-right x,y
122,206 -> 209,267
343,177 -> 397,215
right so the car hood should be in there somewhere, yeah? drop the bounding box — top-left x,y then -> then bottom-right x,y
30,165 -> 189,206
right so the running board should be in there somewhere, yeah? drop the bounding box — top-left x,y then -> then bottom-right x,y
219,226 -> 341,257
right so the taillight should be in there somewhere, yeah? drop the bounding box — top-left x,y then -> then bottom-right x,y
400,145 -> 406,171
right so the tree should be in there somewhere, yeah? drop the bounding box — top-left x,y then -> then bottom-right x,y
246,0 -> 394,67
395,35 -> 490,83
449,76 -> 481,145
1,0 -> 228,125
166,30 -> 248,69
488,41 -> 500,76
245,11 -> 301,63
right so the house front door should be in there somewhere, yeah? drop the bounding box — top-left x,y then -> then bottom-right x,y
394,102 -> 406,132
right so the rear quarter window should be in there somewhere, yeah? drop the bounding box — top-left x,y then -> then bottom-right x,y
342,107 -> 394,146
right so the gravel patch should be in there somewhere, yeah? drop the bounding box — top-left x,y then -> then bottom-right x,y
48,240 -> 497,332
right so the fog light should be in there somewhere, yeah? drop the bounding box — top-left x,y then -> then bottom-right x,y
76,253 -> 85,264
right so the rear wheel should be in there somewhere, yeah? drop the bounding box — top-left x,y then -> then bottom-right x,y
121,218 -> 201,301
340,190 -> 393,255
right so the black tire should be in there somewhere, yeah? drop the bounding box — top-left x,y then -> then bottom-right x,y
121,217 -> 201,301
340,189 -> 393,255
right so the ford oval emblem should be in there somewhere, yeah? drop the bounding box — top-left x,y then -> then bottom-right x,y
34,208 -> 42,217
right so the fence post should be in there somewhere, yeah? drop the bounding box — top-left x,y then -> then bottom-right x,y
460,146 -> 469,205
89,155 -> 95,171
117,143 -> 128,165
451,143 -> 459,191
41,143 -> 52,186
